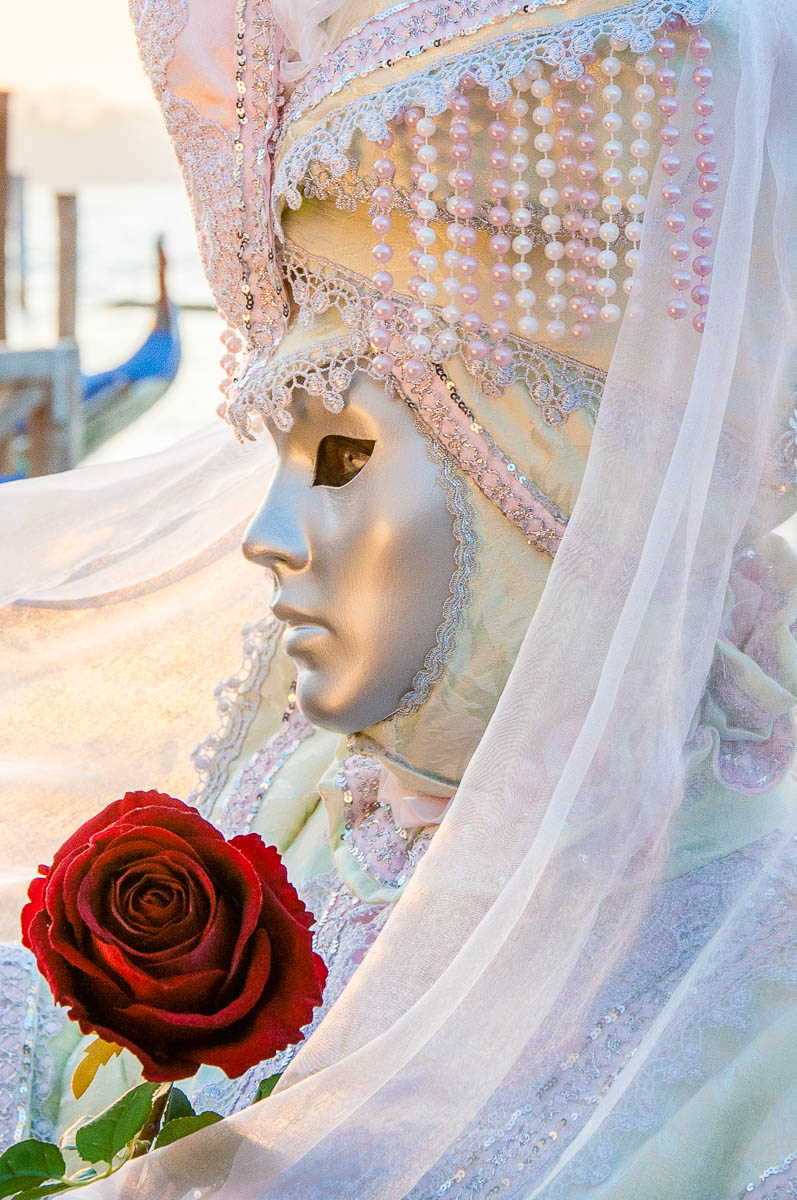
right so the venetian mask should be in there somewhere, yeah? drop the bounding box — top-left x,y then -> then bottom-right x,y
242,372 -> 458,733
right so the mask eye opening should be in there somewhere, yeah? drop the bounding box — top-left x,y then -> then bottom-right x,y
313,435 -> 375,488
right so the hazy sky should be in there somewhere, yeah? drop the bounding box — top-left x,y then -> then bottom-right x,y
1,0 -> 154,110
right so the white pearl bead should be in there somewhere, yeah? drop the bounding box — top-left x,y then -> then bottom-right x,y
602,166 -> 623,188
627,192 -> 647,214
634,82 -> 655,104
602,111 -> 623,133
596,276 -> 617,298
628,165 -> 648,187
597,248 -> 618,271
601,194 -> 622,216
442,249 -> 461,270
417,280 -> 438,302
526,61 -> 543,81
415,198 -> 436,220
417,143 -> 437,164
511,72 -> 531,92
624,248 -> 641,270
508,97 -> 529,119
441,275 -> 461,295
411,332 -> 432,354
512,207 -> 532,226
412,306 -> 434,327
532,105 -> 553,126
511,261 -> 532,282
630,138 -> 651,159
626,221 -> 644,242
510,153 -> 529,173
442,304 -> 462,324
635,55 -> 655,76
545,266 -> 566,288
541,212 -> 562,235
631,110 -> 652,131
518,314 -> 539,337
416,116 -> 436,137
601,55 -> 622,77
602,83 -> 623,105
603,139 -> 623,160
516,287 -> 536,307
610,36 -> 629,52
445,196 -> 459,217
539,188 -> 559,209
437,328 -> 458,355
509,180 -> 530,202
547,292 -> 567,313
512,233 -> 533,255
599,222 -> 620,243
418,253 -> 437,274
544,241 -> 564,261
415,225 -> 436,246
534,131 -> 554,153
535,158 -> 556,179
509,125 -> 530,146
530,78 -> 551,99
622,276 -> 635,295
419,171 -> 438,192
600,303 -> 621,323
546,319 -> 566,340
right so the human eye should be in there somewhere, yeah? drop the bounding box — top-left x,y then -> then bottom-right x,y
312,435 -> 375,488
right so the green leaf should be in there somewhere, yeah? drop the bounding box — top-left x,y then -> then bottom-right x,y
254,1074 -> 282,1101
161,1088 -> 194,1124
74,1082 -> 158,1166
152,1112 -> 222,1150
10,1186 -> 68,1199
0,1140 -> 65,1198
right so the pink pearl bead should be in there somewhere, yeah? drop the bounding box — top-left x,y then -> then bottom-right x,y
374,298 -> 395,320
665,13 -> 684,30
466,337 -> 489,361
698,172 -> 719,193
693,312 -> 706,333
487,95 -> 508,113
408,217 -> 422,237
660,124 -> 680,146
461,285 -> 480,307
455,197 -> 476,220
489,318 -> 510,339
409,134 -> 423,154
666,211 -> 687,233
561,182 -> 580,206
662,183 -> 682,204
407,275 -> 422,297
695,122 -> 715,145
489,177 -> 509,199
489,148 -> 508,170
695,151 -> 716,176
690,35 -> 712,59
375,130 -> 395,150
372,213 -> 392,235
577,73 -> 597,94
567,267 -> 587,289
579,188 -> 600,211
693,196 -> 714,219
492,289 -> 512,310
582,247 -> 600,269
404,107 -> 422,128
693,254 -> 713,277
492,344 -> 514,368
372,271 -> 394,292
459,254 -> 479,275
449,118 -> 469,139
654,35 -> 676,57
451,142 -> 472,162
567,294 -> 584,315
489,205 -> 510,226
488,120 -> 508,141
668,298 -> 688,320
490,262 -> 511,284
450,94 -> 470,116
489,233 -> 511,256
661,154 -> 681,176
564,238 -> 585,260
457,227 -> 478,249
563,210 -> 582,233
373,185 -> 393,208
670,241 -> 690,262
373,157 -> 395,180
585,274 -> 601,295
581,302 -> 600,323
580,217 -> 600,240
371,353 -> 394,377
408,247 -> 422,267
577,103 -> 596,124
692,283 -> 710,306
571,322 -> 591,340
409,163 -> 423,183
558,155 -> 578,176
659,95 -> 679,118
694,94 -> 715,116
693,225 -> 714,249
577,161 -> 599,183
693,64 -> 713,88
656,65 -> 677,89
369,324 -> 391,350
576,131 -> 597,153
555,126 -> 575,147
553,98 -> 573,119
461,310 -> 481,333
453,168 -> 474,190
404,357 -> 427,380
672,270 -> 692,291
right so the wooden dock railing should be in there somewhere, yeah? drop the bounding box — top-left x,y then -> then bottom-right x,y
0,341 -> 84,475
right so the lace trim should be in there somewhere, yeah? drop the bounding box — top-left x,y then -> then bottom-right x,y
338,755 -> 436,889
188,613 -> 284,815
740,1153 -> 797,1199
398,436 -> 479,714
273,0 -> 720,211
0,945 -> 64,1147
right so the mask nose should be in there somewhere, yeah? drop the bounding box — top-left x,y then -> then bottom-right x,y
242,471 -> 310,576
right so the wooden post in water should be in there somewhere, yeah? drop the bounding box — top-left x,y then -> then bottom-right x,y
57,193 -> 78,339
0,92 -> 8,342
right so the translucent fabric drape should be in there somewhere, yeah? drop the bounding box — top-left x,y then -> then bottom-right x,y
2,0 -> 795,1194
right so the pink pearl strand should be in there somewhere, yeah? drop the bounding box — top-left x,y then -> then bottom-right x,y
441,92 -> 473,340
626,52 -> 655,299
405,108 -> 438,379
654,32 -> 690,322
509,72 -> 539,341
690,29 -> 716,333
369,124 -> 398,378
486,95 -> 514,370
218,326 -> 243,414
596,43 -> 626,327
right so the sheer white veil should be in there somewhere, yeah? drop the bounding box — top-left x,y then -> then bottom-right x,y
1,0 -> 795,1194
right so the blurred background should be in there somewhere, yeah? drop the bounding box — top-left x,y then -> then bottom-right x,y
0,0 -> 225,477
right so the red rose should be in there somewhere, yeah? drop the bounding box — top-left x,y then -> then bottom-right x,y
21,791 -> 326,1082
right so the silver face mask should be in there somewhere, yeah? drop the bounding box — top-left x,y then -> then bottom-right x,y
242,374 -> 458,733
